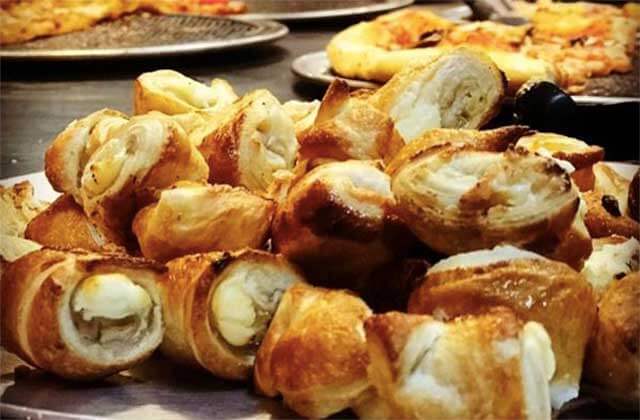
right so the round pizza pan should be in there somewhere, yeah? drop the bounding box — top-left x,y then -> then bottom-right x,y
240,0 -> 415,21
0,14 -> 288,61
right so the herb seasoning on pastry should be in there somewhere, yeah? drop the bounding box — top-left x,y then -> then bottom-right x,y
298,80 -> 402,165
134,70 -> 238,116
132,181 -> 274,262
198,89 -> 299,195
272,160 -> 414,289
408,245 -> 597,409
158,250 -> 303,380
368,49 -> 505,143
254,283 -> 372,418
388,142 -> 579,255
1,248 -> 164,380
363,309 -> 555,419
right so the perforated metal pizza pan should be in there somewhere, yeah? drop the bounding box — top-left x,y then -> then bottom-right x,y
239,0 -> 415,21
0,14 -> 288,61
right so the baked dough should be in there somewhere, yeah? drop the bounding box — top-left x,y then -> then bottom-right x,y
132,181 -> 274,262
0,181 -> 47,237
134,70 -> 238,116
515,132 -> 604,171
25,194 -> 117,252
326,9 -> 555,94
72,112 -> 208,245
584,272 -> 639,409
298,80 -> 401,164
1,248 -> 164,380
408,245 -> 597,409
198,89 -> 298,195
272,160 -> 413,288
282,99 -> 321,138
388,142 -> 580,255
363,309 -> 555,419
583,190 -> 639,239
581,235 -> 640,295
158,250 -> 303,380
254,282 -> 372,418
368,48 -> 505,143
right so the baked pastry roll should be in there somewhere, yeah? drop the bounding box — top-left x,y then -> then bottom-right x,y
78,113 -> 209,244
45,108 -> 129,203
282,99 -> 321,138
583,190 -> 639,239
368,49 -> 505,143
134,70 -> 238,115
171,111 -> 221,147
592,162 -> 633,215
198,89 -> 299,195
0,235 -> 41,264
388,144 -> 580,255
0,181 -> 47,237
408,245 -> 597,409
363,310 -> 555,419
254,282 -> 372,418
272,160 -> 413,288
1,248 -> 164,380
132,181 -> 274,262
629,169 -> 639,221
298,80 -> 402,164
584,272 -> 639,409
515,132 -> 604,171
25,194 -> 117,252
158,250 -> 303,380
581,235 -> 640,295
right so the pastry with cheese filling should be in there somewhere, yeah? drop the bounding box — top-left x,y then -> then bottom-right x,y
0,181 -> 47,237
77,113 -> 209,244
171,111 -> 221,147
1,248 -> 164,380
583,190 -> 639,239
134,70 -> 238,116
581,235 -> 639,295
45,108 -> 129,203
388,143 -> 579,255
272,160 -> 413,288
158,249 -> 303,380
363,309 -> 555,419
408,245 -> 597,409
25,194 -> 118,252
368,49 -> 505,143
198,89 -> 299,195
133,181 -> 274,262
298,80 -> 402,165
515,132 -> 604,171
254,282 -> 372,418
584,272 -> 639,409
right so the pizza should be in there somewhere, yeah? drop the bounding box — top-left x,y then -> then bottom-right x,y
0,0 -> 247,45
327,1 -> 638,94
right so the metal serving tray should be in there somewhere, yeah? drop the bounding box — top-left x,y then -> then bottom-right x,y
0,14 -> 288,61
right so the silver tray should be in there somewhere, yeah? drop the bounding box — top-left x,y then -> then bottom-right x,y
291,51 -> 640,106
240,0 -> 414,21
0,14 -> 288,61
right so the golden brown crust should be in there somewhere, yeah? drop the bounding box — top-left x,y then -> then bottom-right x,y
585,272 -> 639,408
583,190 -> 639,239
254,283 -> 372,418
132,181 -> 274,262
298,80 -> 402,165
363,309 -> 545,419
25,194 -> 118,252
1,248 -> 164,380
629,170 -> 639,222
159,249 -> 304,380
0,180 -> 47,237
409,256 -> 596,407
272,160 -> 414,288
515,132 -> 605,170
390,145 -> 579,255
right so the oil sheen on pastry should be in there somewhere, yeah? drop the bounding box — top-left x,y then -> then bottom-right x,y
408,245 -> 597,409
363,309 -> 555,419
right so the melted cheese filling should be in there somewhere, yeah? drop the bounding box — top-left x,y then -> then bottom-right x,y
71,273 -> 153,345
430,245 -> 544,273
211,263 -> 297,348
520,322 -> 555,419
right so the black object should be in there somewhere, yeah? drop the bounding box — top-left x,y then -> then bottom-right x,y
514,80 -> 578,134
